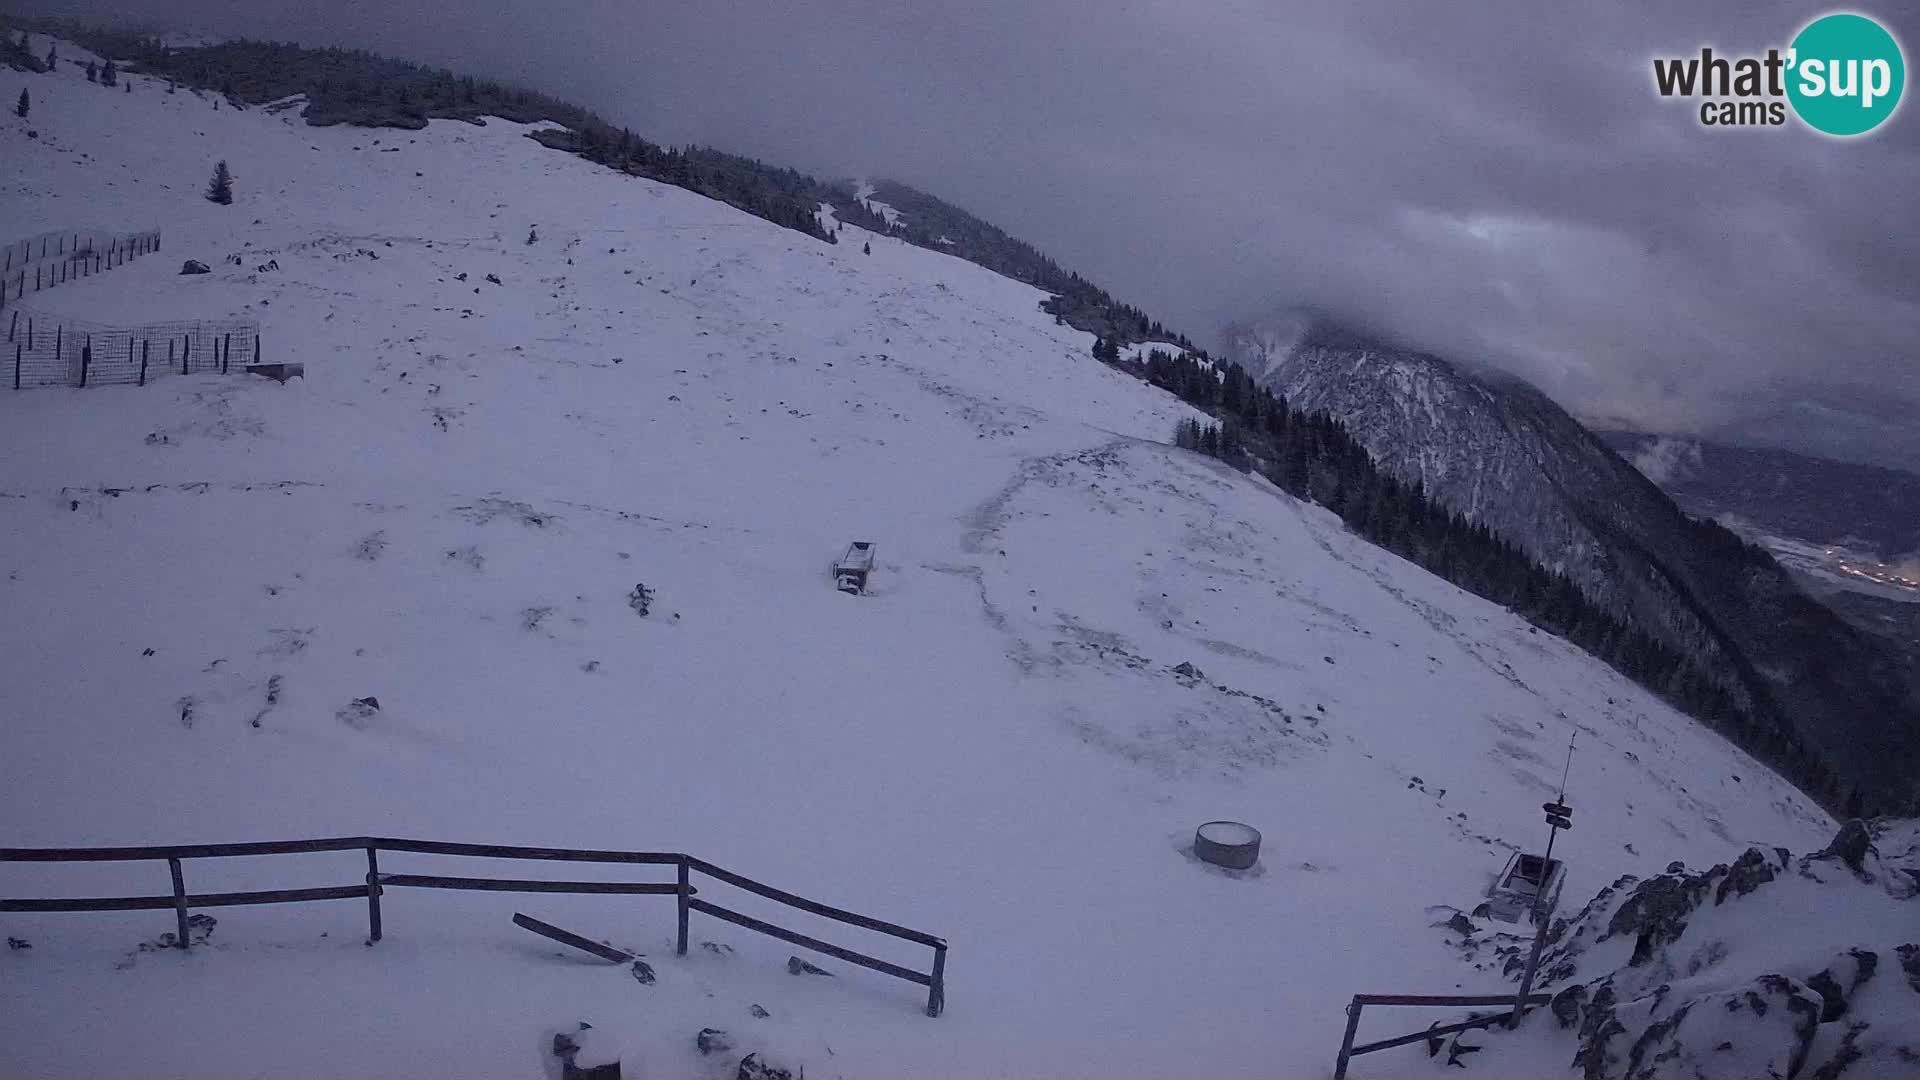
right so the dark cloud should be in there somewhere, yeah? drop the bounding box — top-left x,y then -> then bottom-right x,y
30,0 -> 1920,467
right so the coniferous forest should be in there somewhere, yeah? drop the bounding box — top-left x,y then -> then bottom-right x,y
1133,344 -> 1864,814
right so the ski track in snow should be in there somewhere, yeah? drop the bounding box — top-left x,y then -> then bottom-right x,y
0,48 -> 1840,1080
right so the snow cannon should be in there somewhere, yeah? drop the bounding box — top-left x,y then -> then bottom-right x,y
1194,821 -> 1261,870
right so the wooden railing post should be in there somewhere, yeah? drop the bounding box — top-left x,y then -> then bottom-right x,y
676,857 -> 690,956
927,943 -> 946,1018
1333,997 -> 1363,1080
365,846 -> 382,943
139,339 -> 149,386
167,858 -> 190,949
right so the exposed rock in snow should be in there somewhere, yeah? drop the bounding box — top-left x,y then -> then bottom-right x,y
737,1051 -> 803,1080
697,1028 -> 734,1055
1497,818 -> 1920,1079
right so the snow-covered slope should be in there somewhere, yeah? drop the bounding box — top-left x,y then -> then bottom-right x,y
1446,818 -> 1920,1080
1241,318 -> 1920,815
0,52 -> 1843,1079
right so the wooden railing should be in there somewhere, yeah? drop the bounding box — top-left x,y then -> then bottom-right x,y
0,836 -> 947,1017
1332,993 -> 1552,1079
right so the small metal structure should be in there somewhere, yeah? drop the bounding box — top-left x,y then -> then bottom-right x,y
833,541 -> 876,594
1477,851 -> 1565,925
1194,821 -> 1261,869
1330,736 -> 1580,1076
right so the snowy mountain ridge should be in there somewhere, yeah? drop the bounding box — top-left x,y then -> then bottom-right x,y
1235,317 -> 1920,817
0,42 -> 1879,1079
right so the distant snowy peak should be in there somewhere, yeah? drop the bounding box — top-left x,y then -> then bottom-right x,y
1220,310 -> 1314,384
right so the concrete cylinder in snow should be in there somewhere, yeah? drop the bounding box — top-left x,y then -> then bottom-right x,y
1194,821 -> 1261,870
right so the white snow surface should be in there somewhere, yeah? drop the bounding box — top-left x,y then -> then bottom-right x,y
852,180 -> 902,228
0,52 -> 1839,1079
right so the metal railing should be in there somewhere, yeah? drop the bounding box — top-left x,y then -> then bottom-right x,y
1333,993 -> 1552,1079
1,836 -> 947,1017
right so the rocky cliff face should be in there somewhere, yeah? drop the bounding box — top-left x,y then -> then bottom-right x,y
1232,318 -> 1918,812
1495,818 -> 1920,1080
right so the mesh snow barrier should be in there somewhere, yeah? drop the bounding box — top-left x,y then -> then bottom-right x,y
4,312 -> 261,390
0,229 -> 163,309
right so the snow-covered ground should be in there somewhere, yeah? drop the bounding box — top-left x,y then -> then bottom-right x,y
851,180 -> 902,229
1118,339 -> 1198,366
0,50 -> 1843,1079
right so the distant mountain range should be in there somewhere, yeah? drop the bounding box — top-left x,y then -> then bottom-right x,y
1595,431 -> 1920,562
1227,317 -> 1920,815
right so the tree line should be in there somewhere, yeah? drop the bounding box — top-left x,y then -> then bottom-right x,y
1135,344 -> 1873,814
4,17 -> 1184,348
0,20 -> 840,245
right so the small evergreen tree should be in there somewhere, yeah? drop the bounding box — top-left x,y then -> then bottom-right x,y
45,43 -> 56,70
14,88 -> 27,119
862,241 -> 871,255
85,60 -> 97,83
101,59 -> 117,87
206,160 -> 234,205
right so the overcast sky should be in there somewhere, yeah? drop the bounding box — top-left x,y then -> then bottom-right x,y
30,0 -> 1920,468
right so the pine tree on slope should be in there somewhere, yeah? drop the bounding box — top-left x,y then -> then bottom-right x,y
206,160 -> 234,205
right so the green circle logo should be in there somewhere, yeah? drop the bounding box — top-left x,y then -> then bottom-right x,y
1787,13 -> 1905,135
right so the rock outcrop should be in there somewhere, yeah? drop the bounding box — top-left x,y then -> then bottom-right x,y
1473,819 -> 1920,1079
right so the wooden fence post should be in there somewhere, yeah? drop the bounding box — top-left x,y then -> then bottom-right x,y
222,333 -> 231,374
676,858 -> 690,956
167,339 -> 176,376
927,943 -> 947,1018
167,858 -> 191,950
13,342 -> 20,390
139,339 -> 149,386
7,311 -> 15,342
79,338 -> 90,387
253,335 -> 261,366
365,847 -> 383,943
1333,998 -> 1363,1080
